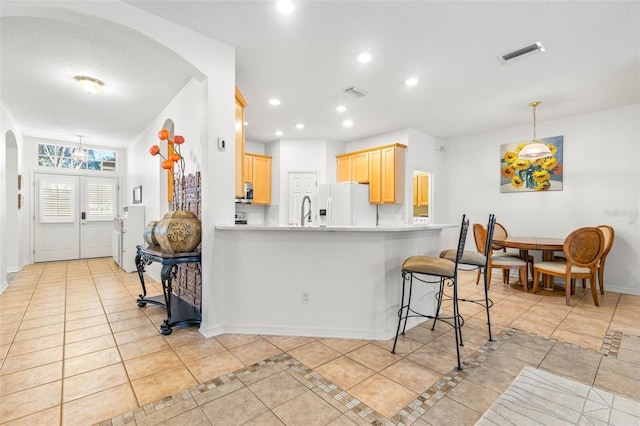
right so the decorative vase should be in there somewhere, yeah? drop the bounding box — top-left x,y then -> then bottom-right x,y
153,210 -> 201,253
143,221 -> 159,247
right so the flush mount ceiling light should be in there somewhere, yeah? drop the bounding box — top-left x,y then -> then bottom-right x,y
518,101 -> 553,160
74,75 -> 104,94
275,130 -> 283,136
268,98 -> 281,106
357,51 -> 372,63
343,119 -> 354,127
498,42 -> 545,64
276,0 -> 294,14
72,135 -> 88,162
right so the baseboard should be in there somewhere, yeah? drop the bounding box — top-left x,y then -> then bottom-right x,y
198,322 -> 396,341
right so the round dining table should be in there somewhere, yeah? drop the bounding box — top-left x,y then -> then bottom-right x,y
492,236 -> 565,291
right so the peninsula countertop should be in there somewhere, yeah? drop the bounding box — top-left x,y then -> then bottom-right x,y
215,224 -> 456,232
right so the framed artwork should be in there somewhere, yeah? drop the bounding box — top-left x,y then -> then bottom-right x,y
18,174 -> 22,190
133,186 -> 142,204
500,135 -> 563,193
18,194 -> 21,209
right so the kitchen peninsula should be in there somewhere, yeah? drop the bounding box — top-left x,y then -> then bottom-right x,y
211,224 -> 455,340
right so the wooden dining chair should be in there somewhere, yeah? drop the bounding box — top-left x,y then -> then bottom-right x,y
491,222 -> 535,282
532,227 -> 605,306
595,225 -> 614,294
473,223 -> 528,290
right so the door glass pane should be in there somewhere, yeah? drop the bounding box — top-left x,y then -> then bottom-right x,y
87,182 -> 115,221
40,182 -> 75,223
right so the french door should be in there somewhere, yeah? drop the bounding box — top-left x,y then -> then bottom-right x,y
34,173 -> 118,262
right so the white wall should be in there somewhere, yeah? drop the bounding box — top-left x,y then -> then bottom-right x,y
443,104 -> 640,295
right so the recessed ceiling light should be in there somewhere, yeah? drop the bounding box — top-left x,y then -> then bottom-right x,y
405,77 -> 418,87
269,98 -> 281,106
343,120 -> 354,127
357,52 -> 372,63
295,123 -> 304,129
74,75 -> 104,94
275,130 -> 283,136
336,105 -> 347,113
276,0 -> 294,14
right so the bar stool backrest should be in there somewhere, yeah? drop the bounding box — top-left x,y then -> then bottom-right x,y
453,214 -> 470,268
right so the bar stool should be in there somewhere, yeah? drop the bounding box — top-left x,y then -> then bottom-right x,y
439,214 -> 496,342
392,214 -> 469,371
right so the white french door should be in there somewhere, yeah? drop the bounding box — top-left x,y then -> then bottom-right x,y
288,172 -> 318,226
34,173 -> 118,262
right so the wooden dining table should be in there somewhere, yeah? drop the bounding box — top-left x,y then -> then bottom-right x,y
492,236 -> 565,291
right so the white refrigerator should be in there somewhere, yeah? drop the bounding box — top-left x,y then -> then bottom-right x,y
317,182 -> 377,227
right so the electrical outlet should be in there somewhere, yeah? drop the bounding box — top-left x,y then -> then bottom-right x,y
301,291 -> 310,304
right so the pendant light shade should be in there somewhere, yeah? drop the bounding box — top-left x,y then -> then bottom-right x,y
72,135 -> 87,162
518,101 -> 552,160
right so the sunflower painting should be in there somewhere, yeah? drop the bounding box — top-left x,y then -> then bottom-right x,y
500,135 -> 563,193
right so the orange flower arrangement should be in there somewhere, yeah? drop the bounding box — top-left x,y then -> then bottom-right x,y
149,129 -> 187,209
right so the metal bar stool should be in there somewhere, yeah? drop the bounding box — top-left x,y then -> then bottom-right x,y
439,214 -> 496,342
391,214 -> 470,371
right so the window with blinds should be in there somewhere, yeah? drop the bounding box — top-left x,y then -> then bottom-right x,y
87,182 -> 115,220
40,182 -> 75,223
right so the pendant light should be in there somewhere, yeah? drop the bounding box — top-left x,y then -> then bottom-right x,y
518,101 -> 552,160
72,135 -> 88,162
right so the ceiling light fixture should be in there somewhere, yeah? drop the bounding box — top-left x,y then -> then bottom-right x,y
336,105 -> 347,113
269,98 -> 281,106
276,0 -> 294,14
275,130 -> 283,136
405,77 -> 418,87
72,135 -> 88,162
518,101 -> 552,160
357,52 -> 372,63
499,42 -> 545,64
74,75 -> 104,94
343,120 -> 354,128
295,123 -> 304,129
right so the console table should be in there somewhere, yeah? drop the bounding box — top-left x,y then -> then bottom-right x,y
135,245 -> 201,335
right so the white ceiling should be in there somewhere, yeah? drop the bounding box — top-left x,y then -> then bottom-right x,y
1,1 -> 639,149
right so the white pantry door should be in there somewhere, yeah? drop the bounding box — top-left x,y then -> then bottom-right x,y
34,173 -> 118,262
288,172 -> 317,226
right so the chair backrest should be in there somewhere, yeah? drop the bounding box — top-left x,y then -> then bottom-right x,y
472,224 -> 487,255
596,225 -> 614,258
563,227 -> 605,268
453,214 -> 470,267
472,215 -> 496,259
492,222 -> 508,250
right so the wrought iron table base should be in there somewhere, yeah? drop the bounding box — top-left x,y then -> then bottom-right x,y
135,245 -> 201,335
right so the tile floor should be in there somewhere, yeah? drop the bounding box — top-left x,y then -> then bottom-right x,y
0,258 -> 639,425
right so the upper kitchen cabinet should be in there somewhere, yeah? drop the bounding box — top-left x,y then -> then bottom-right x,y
337,150 -> 370,183
337,143 -> 406,204
369,144 -> 406,204
245,153 -> 272,205
414,173 -> 429,206
235,87 -> 248,199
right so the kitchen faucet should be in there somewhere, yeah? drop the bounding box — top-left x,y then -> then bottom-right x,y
300,195 -> 312,227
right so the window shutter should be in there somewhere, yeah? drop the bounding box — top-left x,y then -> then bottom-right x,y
87,182 -> 115,220
40,182 -> 74,223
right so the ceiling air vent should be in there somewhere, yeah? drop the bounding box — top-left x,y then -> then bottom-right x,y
344,86 -> 368,98
498,42 -> 545,64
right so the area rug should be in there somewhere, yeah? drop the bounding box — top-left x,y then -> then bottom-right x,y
476,366 -> 640,425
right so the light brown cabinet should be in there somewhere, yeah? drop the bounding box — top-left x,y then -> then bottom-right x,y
336,151 -> 369,183
244,153 -> 272,205
235,87 -> 248,199
413,174 -> 429,206
337,143 -> 406,204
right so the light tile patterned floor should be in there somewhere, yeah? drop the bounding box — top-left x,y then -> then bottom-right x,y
0,259 -> 639,425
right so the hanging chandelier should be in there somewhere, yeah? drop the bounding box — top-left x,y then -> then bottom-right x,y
72,135 -> 87,162
518,101 -> 552,160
